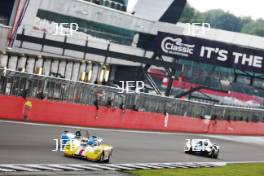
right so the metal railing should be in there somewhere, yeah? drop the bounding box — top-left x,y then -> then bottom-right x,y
0,69 -> 264,122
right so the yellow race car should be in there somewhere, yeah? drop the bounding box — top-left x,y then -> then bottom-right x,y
63,136 -> 113,163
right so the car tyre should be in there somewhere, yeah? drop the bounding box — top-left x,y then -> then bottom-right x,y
105,158 -> 110,163
214,154 -> 218,159
213,150 -> 219,159
185,147 -> 192,154
99,152 -> 105,162
210,150 -> 218,159
105,153 -> 112,163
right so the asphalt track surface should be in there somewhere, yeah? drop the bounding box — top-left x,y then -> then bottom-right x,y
0,120 -> 264,164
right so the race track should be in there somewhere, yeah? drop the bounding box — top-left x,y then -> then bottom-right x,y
0,120 -> 264,164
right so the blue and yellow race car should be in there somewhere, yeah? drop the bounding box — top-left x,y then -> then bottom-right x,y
60,130 -> 113,162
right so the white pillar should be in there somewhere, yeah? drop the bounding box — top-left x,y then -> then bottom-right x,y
8,56 -> 18,70
65,62 -> 73,80
26,57 -> 35,73
0,54 -> 8,67
43,59 -> 51,76
71,62 -> 80,81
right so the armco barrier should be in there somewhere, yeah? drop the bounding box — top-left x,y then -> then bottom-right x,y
1,95 -> 264,135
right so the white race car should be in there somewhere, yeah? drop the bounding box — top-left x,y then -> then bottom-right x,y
184,139 -> 220,159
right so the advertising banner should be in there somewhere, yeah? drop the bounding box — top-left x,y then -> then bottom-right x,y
156,32 -> 264,73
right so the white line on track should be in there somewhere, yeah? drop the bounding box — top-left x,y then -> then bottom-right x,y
1,119 -> 262,138
0,120 -> 184,136
203,134 -> 264,145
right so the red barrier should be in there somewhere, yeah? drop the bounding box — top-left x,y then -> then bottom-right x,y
0,95 -> 264,136
0,95 -> 24,120
207,120 -> 264,136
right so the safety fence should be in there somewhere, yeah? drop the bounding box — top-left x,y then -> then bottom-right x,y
0,69 -> 264,123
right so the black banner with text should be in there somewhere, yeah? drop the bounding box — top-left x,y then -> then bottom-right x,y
156,32 -> 264,73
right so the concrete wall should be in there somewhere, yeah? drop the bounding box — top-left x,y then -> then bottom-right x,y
39,0 -> 154,34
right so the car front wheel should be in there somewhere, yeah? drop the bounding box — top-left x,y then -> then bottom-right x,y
99,152 -> 105,162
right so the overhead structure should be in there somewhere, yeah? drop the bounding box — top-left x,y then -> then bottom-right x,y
159,0 -> 186,24
125,0 -> 138,13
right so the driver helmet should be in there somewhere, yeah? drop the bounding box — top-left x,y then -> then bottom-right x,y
87,137 -> 95,146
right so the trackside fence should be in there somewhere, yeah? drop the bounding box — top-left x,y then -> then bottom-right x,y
0,69 -> 264,123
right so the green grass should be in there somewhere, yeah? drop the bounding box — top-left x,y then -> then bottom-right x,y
126,163 -> 264,176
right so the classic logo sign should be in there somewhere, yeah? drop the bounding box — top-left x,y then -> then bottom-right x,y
161,37 -> 195,57
156,32 -> 264,74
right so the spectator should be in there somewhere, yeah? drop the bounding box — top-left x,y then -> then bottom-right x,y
23,100 -> 32,120
94,99 -> 99,110
164,111 -> 169,128
211,115 -> 217,126
36,90 -> 45,100
106,97 -> 113,108
120,102 -> 126,113
21,89 -> 29,99
227,115 -> 231,122
94,90 -> 104,118
132,104 -> 138,111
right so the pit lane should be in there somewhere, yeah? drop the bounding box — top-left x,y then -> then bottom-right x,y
0,120 -> 264,164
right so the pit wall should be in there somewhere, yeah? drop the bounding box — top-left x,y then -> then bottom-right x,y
1,95 -> 264,136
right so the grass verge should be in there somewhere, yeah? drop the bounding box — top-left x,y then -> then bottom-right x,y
125,163 -> 264,176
